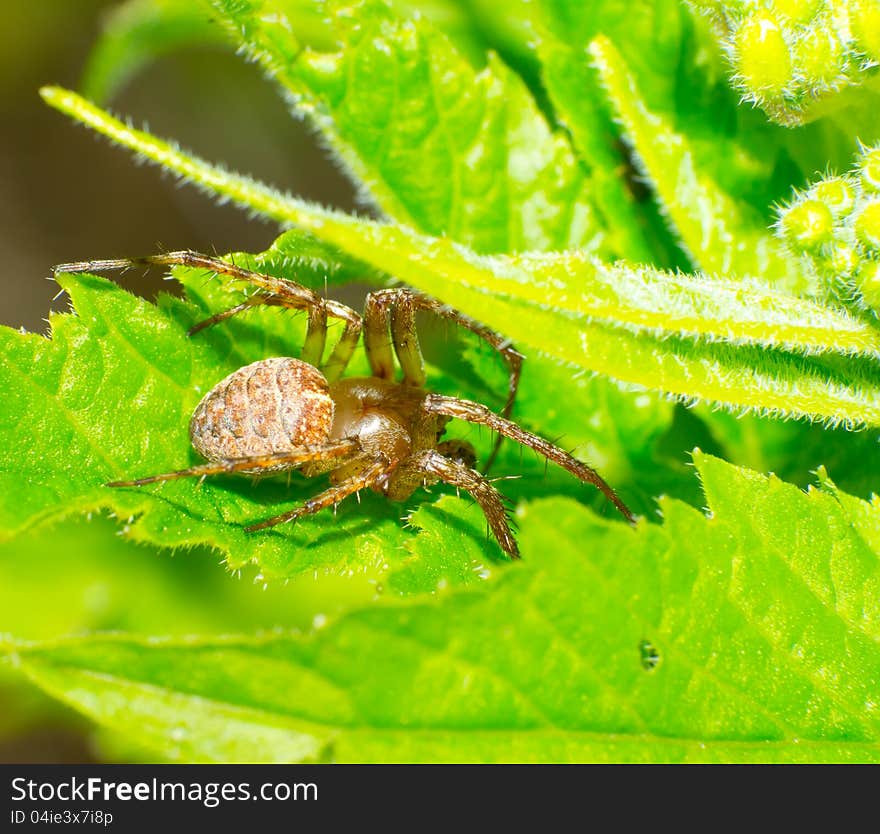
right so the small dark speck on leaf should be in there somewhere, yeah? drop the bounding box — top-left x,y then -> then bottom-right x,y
639,639 -> 660,671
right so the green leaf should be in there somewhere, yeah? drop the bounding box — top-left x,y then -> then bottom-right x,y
216,229 -> 880,429
540,0 -> 688,114
0,269 -> 420,580
0,513 -> 374,641
80,0 -> 228,103
4,248 -> 644,590
39,86 -> 880,428
0,507 -> 376,750
528,2 -> 682,262
698,407 -> 880,502
81,0 -> 486,103
589,35 -> 803,290
5,453 -> 879,763
205,0 -> 609,255
534,0 -> 711,263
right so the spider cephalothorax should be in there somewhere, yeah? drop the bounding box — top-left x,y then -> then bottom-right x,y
55,251 -> 634,558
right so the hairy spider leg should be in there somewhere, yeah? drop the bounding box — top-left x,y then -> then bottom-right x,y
405,449 -> 520,559
187,293 -> 328,366
363,288 -> 524,470
54,251 -> 363,381
423,394 -> 636,525
105,440 -> 361,487
246,457 -> 391,531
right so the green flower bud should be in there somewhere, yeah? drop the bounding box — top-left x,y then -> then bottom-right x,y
859,146 -> 880,194
812,176 -> 855,215
854,200 -> 880,252
856,260 -> 880,311
779,198 -> 835,251
827,242 -> 860,276
850,0 -> 880,62
793,26 -> 845,87
734,13 -> 793,96
770,0 -> 822,25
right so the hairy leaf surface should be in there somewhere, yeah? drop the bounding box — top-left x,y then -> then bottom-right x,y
207,0 -> 608,255
4,454 -> 879,763
37,86 -> 880,427
589,35 -> 801,289
0,260 -> 648,589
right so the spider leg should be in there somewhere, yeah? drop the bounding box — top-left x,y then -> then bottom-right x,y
187,295 -> 266,335
423,394 -> 635,524
245,457 -> 391,531
188,293 -> 329,368
106,439 -> 360,487
363,287 -> 523,470
54,251 -> 362,380
407,449 -> 519,559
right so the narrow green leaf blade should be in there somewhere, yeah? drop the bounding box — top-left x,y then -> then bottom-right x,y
531,0 -> 689,262
269,221 -> 880,427
590,35 -> 802,289
35,87 -> 880,427
39,85 -> 309,228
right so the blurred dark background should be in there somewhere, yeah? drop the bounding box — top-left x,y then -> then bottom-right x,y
2,0 -> 357,333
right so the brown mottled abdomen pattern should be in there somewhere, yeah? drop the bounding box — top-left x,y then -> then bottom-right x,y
189,357 -> 334,461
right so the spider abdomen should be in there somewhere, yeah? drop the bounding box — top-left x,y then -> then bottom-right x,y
189,357 -> 334,462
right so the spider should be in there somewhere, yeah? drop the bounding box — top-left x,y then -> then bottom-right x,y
55,251 -> 635,559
